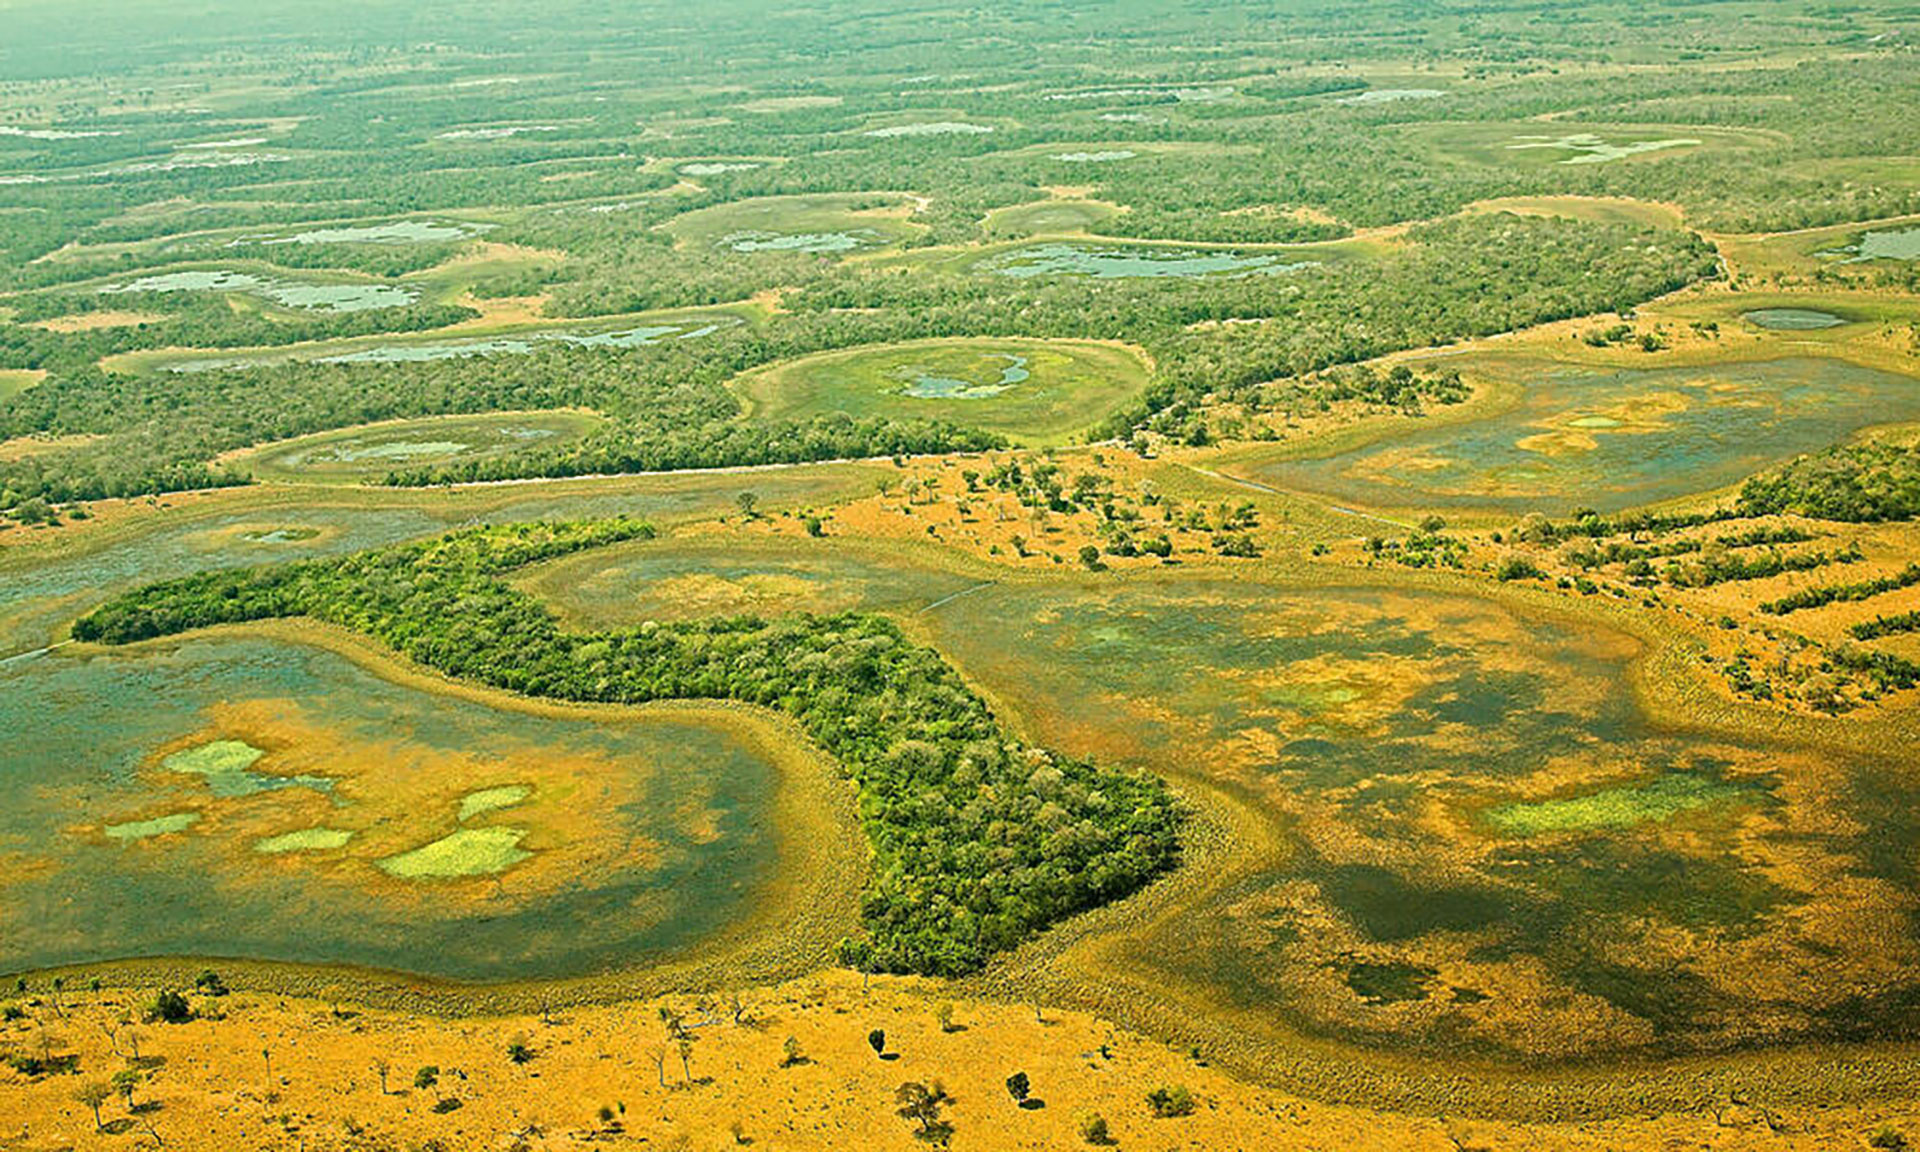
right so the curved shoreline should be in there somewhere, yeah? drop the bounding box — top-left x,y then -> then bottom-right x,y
4,617 -> 868,1017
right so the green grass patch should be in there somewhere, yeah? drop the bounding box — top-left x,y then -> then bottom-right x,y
1487,774 -> 1746,835
661,193 -> 923,254
731,337 -> 1150,446
232,410 -> 604,485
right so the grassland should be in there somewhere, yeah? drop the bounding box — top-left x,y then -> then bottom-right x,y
222,410 -> 605,484
730,337 -> 1152,445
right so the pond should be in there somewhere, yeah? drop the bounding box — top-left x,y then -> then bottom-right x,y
1823,226 -> 1920,263
1239,357 -> 1920,515
1334,88 -> 1445,105
100,270 -> 416,313
1507,132 -> 1700,164
0,635 -> 788,981
161,316 -> 735,372
919,575 -> 1909,1060
239,412 -> 601,482
899,353 -> 1029,398
986,242 -> 1318,280
238,220 -> 488,246
721,229 -> 877,253
1743,307 -> 1846,330
863,121 -> 994,137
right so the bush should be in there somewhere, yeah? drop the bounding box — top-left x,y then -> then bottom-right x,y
149,990 -> 192,1024
1497,557 -> 1543,581
1146,1085 -> 1195,1118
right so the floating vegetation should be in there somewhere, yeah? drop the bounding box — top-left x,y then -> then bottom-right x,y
377,826 -> 533,878
458,784 -> 532,821
254,826 -> 355,853
1485,774 -> 1749,835
1248,357 -> 1920,514
104,812 -> 200,841
161,738 -> 333,798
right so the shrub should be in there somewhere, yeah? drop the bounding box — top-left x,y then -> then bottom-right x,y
1147,1085 -> 1195,1118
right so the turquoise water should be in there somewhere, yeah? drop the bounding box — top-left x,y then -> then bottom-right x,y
0,636 -> 783,980
899,354 -> 1030,398
988,242 -> 1318,280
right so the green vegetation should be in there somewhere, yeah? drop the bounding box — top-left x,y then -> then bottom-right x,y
734,338 -> 1149,446
1487,774 -> 1746,835
1760,563 -> 1920,616
1739,442 -> 1920,523
74,520 -> 1180,975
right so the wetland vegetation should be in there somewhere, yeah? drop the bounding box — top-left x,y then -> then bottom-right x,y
7,0 -> 1920,1145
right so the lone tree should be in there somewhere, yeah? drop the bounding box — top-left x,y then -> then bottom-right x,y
736,491 -> 759,518
373,1059 -> 391,1094
779,1036 -> 806,1068
1005,1071 -> 1030,1108
75,1081 -> 111,1131
895,1080 -> 952,1143
867,1029 -> 887,1058
112,1068 -> 144,1111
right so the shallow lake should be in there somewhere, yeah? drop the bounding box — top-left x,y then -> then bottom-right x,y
240,220 -> 487,246
1507,132 -> 1700,164
162,317 -> 735,372
100,270 -> 416,313
987,242 -> 1317,280
1335,88 -> 1445,105
1825,225 -> 1920,263
1743,307 -> 1846,330
920,576 -> 1911,1059
863,121 -> 994,137
1241,357 -> 1920,515
899,353 -> 1029,398
721,229 -> 876,253
0,635 -> 784,980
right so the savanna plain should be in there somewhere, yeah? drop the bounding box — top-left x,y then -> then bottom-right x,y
5,1 -> 1920,1148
